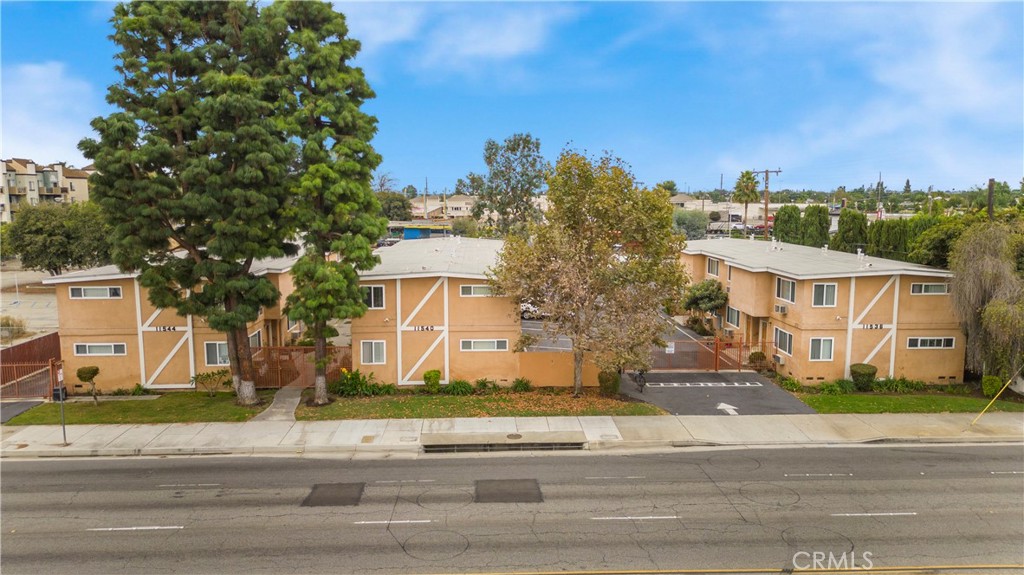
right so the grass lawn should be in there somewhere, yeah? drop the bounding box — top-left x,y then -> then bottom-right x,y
799,393 -> 1024,414
296,389 -> 666,420
5,390 -> 276,425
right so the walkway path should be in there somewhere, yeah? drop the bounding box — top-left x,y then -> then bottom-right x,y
249,384 -> 306,422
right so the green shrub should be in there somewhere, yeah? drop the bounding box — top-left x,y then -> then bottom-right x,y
598,371 -> 620,397
748,351 -> 767,366
511,377 -> 533,393
474,378 -> 498,394
849,363 -> 878,391
0,315 -> 28,340
423,370 -> 441,394
834,379 -> 856,394
778,376 -> 801,392
685,316 -> 712,336
110,387 -> 133,396
443,379 -> 474,396
76,365 -> 101,405
191,369 -> 231,397
982,375 -> 1004,398
871,377 -> 926,394
294,337 -> 316,347
131,383 -> 147,396
329,369 -> 394,397
818,381 -> 843,395
938,383 -> 972,395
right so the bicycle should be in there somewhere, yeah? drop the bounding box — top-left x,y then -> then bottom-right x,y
631,369 -> 647,393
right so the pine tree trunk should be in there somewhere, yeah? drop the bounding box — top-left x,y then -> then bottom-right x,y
573,348 -> 584,398
225,329 -> 241,393
312,332 -> 329,406
743,203 -> 749,231
233,327 -> 260,406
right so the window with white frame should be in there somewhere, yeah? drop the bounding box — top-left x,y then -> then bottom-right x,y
205,342 -> 229,366
727,266 -> 733,281
249,330 -> 261,349
460,339 -> 509,352
774,327 -> 793,355
70,286 -> 122,299
460,285 -> 493,297
362,285 -> 385,309
911,283 -> 949,295
809,337 -> 834,361
812,283 -> 837,307
908,337 -> 955,349
776,277 -> 796,303
287,318 -> 302,332
74,343 -> 126,356
726,306 -> 740,327
361,340 -> 385,364
707,258 -> 720,276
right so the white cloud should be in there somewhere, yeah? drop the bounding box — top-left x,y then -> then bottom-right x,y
1,61 -> 99,167
715,3 -> 1023,189
337,2 -> 427,56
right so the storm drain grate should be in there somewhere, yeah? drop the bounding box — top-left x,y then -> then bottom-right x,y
475,479 -> 543,503
301,482 -> 365,507
423,442 -> 584,454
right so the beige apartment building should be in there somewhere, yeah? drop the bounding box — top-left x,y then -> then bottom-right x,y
1,158 -> 92,223
45,237 -> 594,392
43,255 -> 301,392
680,238 -> 965,384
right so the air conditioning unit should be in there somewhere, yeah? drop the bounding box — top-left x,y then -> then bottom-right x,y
774,304 -> 788,315
725,286 -> 731,293
772,353 -> 785,365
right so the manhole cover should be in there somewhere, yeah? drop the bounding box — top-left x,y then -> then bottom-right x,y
416,488 -> 474,510
475,479 -> 543,503
506,433 -> 522,440
739,482 -> 801,506
301,483 -> 364,507
402,530 -> 470,561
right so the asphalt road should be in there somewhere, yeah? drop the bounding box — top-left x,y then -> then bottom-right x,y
621,371 -> 817,416
2,445 -> 1022,574
0,401 -> 43,423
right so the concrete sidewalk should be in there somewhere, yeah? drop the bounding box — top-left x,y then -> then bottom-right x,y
2,412 -> 1021,459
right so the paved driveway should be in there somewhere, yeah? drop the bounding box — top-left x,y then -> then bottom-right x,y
1,401 -> 43,423
620,371 -> 816,416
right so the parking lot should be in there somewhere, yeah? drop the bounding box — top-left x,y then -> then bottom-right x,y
619,371 -> 816,416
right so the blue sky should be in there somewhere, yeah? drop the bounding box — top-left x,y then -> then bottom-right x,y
2,2 -> 1021,193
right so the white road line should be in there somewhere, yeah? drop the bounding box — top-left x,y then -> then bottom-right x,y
830,512 -> 917,517
87,526 -> 185,531
158,484 -> 221,488
990,471 -> 1023,475
592,516 -> 679,521
353,520 -> 432,525
784,473 -> 853,477
646,382 -> 763,388
374,480 -> 435,484
585,476 -> 646,480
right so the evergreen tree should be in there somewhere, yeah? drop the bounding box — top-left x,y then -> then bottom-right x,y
903,179 -> 912,194
80,1 -> 296,406
830,208 -> 868,253
773,205 -> 801,243
800,205 -> 831,247
468,133 -> 550,235
269,0 -> 388,406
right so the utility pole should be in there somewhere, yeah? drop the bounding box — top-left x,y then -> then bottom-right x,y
751,168 -> 781,239
987,178 -> 995,221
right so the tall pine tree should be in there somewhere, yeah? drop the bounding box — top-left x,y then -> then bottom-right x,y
800,205 -> 831,247
831,208 -> 868,253
269,0 -> 387,406
773,205 -> 801,243
80,1 -> 295,405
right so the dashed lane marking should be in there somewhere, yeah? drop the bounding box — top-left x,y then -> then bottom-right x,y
831,512 -> 917,517
645,381 -> 763,388
592,516 -> 679,521
87,526 -> 184,532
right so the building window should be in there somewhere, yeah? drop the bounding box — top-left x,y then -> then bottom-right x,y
205,342 -> 229,366
74,343 -> 127,356
810,337 -> 834,361
776,277 -> 796,303
911,283 -> 949,295
726,306 -> 740,327
28,181 -> 34,191
812,283 -> 837,307
774,327 -> 793,356
460,339 -> 509,352
361,340 -> 385,364
287,318 -> 302,333
707,258 -> 720,276
70,286 -> 122,299
908,337 -> 955,349
727,266 -> 733,281
460,285 -> 493,297
249,330 -> 261,349
362,285 -> 385,309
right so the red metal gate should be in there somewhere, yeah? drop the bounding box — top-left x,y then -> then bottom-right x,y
250,346 -> 352,389
0,358 -> 62,399
651,339 -> 775,372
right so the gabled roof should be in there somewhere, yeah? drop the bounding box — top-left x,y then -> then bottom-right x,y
361,237 -> 502,280
682,238 -> 952,280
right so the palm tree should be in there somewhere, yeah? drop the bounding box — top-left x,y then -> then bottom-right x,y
732,170 -> 761,232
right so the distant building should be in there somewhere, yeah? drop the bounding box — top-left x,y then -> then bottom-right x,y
680,238 -> 964,384
1,158 -> 93,223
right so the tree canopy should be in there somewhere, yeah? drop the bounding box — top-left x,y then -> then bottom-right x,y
732,171 -> 760,229
376,192 -> 413,221
800,205 -> 831,247
673,209 -> 708,240
830,208 -> 868,253
491,150 -> 687,396
3,202 -> 112,275
773,205 -> 801,244
467,133 -> 550,234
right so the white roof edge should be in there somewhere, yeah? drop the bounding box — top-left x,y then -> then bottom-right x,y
43,273 -> 137,285
681,247 -> 952,279
359,272 -> 491,281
